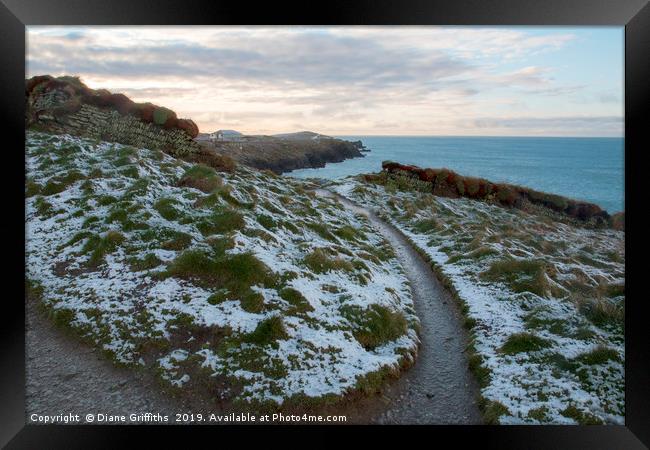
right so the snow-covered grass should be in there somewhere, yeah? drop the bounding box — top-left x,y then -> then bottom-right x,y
25,132 -> 419,408
331,174 -> 624,425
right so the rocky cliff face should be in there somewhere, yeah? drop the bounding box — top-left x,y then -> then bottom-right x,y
203,136 -> 366,174
26,75 -> 200,157
378,161 -> 616,227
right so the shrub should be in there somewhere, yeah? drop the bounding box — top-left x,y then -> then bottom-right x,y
245,316 -> 288,345
464,177 -> 481,196
176,118 -> 199,138
152,106 -> 176,127
341,304 -> 407,350
496,184 -> 518,206
500,332 -> 552,354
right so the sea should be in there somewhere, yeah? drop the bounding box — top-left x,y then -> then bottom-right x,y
287,136 -> 625,213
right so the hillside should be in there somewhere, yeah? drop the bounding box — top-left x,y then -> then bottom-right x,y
25,131 -> 419,408
330,170 -> 625,424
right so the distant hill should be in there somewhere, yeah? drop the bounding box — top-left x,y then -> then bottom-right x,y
272,131 -> 332,141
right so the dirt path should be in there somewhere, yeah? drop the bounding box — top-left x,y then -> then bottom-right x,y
317,189 -> 483,424
25,298 -> 195,423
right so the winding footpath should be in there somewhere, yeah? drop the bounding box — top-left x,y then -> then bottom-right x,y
317,190 -> 482,424
25,190 -> 482,425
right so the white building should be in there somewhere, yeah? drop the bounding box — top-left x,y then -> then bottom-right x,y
209,129 -> 243,142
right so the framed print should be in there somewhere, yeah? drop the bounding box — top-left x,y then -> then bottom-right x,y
1,0 -> 648,448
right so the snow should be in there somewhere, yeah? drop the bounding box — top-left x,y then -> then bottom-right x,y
331,176 -> 624,425
25,132 -> 419,405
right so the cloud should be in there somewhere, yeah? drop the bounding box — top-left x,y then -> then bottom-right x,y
462,115 -> 623,136
25,26 -> 622,136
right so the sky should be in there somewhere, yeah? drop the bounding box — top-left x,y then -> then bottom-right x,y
26,26 -> 624,137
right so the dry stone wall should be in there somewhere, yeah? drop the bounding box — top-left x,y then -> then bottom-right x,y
42,104 -> 200,157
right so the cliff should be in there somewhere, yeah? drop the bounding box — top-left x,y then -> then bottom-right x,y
26,75 -> 201,157
200,133 -> 366,174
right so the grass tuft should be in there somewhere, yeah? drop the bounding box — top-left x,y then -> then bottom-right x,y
178,164 -> 223,193
245,316 -> 288,345
340,304 -> 407,350
500,332 -> 552,355
303,248 -> 353,274
279,287 -> 314,314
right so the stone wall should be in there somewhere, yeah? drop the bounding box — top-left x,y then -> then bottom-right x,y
26,75 -> 200,157
39,104 -> 201,157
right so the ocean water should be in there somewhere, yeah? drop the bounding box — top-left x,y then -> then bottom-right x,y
288,136 -> 625,213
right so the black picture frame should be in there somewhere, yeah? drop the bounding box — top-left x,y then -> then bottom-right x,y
2,0 -> 648,448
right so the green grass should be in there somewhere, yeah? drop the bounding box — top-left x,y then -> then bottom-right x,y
480,258 -> 556,297
128,253 -> 162,272
41,170 -> 86,196
480,400 -> 510,425
256,214 -> 277,231
26,181 -> 41,197
468,353 -> 491,387
576,296 -> 624,329
82,230 -> 125,267
306,222 -> 337,241
167,249 -> 271,294
303,248 -> 353,274
239,289 -> 265,313
279,287 -> 314,314
527,406 -> 548,422
154,197 -> 181,221
97,195 -> 118,206
560,405 -> 603,425
244,316 -> 288,346
160,231 -> 193,251
500,332 -> 552,355
340,304 -> 407,350
178,164 -> 223,193
412,218 -> 440,233
574,345 -> 620,365
196,210 -> 245,236
333,225 -> 364,241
